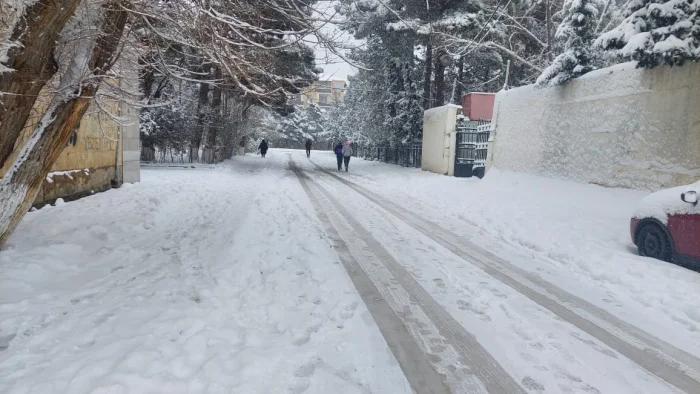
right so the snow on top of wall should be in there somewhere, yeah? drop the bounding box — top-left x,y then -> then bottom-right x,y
494,83 -> 537,100
633,181 -> 700,223
577,61 -> 639,80
496,61 -> 643,104
45,169 -> 91,183
424,105 -> 454,117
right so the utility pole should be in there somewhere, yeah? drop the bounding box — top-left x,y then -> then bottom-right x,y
546,0 -> 553,61
503,59 -> 511,90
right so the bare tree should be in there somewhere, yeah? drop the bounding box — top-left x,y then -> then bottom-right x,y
0,0 -> 83,168
0,0 -> 353,246
0,0 -> 129,246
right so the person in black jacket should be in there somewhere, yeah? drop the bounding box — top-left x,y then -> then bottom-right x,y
305,139 -> 312,158
259,139 -> 269,158
333,142 -> 343,171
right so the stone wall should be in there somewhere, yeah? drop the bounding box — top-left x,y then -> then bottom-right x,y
487,62 -> 700,190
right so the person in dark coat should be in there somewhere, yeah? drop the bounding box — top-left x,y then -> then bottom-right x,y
305,139 -> 312,158
259,139 -> 269,158
334,142 -> 343,171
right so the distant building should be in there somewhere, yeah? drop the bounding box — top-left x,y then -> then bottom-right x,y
292,80 -> 347,108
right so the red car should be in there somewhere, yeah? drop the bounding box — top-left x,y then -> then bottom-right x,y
631,182 -> 700,267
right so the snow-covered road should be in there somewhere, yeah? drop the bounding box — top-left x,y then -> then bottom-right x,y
0,156 -> 410,394
2,149 -> 700,393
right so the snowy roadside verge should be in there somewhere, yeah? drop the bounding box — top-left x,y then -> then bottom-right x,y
0,155 -> 410,394
309,152 -> 700,358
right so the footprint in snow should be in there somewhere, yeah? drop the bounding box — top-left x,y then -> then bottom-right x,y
521,376 -> 545,392
339,309 -> 354,320
433,278 -> 446,289
294,357 -> 321,378
0,333 -> 16,351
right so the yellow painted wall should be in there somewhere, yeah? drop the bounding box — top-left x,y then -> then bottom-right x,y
1,91 -> 124,205
1,102 -> 122,176
53,108 -> 122,172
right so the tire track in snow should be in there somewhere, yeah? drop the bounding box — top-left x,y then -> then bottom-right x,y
309,161 -> 700,394
290,157 -> 524,394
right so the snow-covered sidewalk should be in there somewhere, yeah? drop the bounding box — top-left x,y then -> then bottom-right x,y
0,155 -> 410,394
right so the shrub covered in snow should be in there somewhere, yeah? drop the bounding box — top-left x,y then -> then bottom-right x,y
596,0 -> 700,68
538,0 -> 604,86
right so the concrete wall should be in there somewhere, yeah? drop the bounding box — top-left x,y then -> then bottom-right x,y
1,83 -> 140,206
488,62 -> 700,190
421,105 -> 460,176
119,71 -> 141,184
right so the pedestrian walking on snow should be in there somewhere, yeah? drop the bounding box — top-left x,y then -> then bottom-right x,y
259,139 -> 269,158
305,139 -> 312,158
334,142 -> 343,171
342,141 -> 353,172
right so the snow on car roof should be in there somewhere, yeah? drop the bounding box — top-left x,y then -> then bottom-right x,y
633,181 -> 700,224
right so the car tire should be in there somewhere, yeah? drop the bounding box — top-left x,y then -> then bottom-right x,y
637,222 -> 673,262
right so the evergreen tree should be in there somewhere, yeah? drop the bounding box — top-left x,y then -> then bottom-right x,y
400,62 -> 423,142
596,0 -> 700,68
384,58 -> 406,146
302,104 -> 326,140
274,104 -> 326,148
538,0 -> 603,85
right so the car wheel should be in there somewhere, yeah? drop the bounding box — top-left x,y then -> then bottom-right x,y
637,223 -> 673,262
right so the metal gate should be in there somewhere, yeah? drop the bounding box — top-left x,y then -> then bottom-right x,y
473,123 -> 491,178
454,119 -> 490,178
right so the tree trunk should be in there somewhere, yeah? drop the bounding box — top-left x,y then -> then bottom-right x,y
203,67 -> 222,163
455,56 -> 464,103
190,63 -> 211,162
0,0 -> 128,247
0,0 -> 83,169
422,40 -> 433,109
434,50 -> 446,108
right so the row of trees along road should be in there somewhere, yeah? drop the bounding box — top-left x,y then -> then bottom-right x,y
327,0 -> 700,149
0,0 -> 346,246
2,0 -> 699,246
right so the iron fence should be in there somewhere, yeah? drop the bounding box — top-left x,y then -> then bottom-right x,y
356,141 -> 423,168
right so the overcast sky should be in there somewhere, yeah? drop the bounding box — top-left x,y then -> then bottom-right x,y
310,2 -> 358,82
316,52 -> 357,81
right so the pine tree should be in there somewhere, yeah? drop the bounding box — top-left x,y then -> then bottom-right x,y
400,62 -> 423,143
596,0 -> 700,68
274,104 -> 326,148
302,104 -> 325,140
384,58 -> 405,146
538,0 -> 603,86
